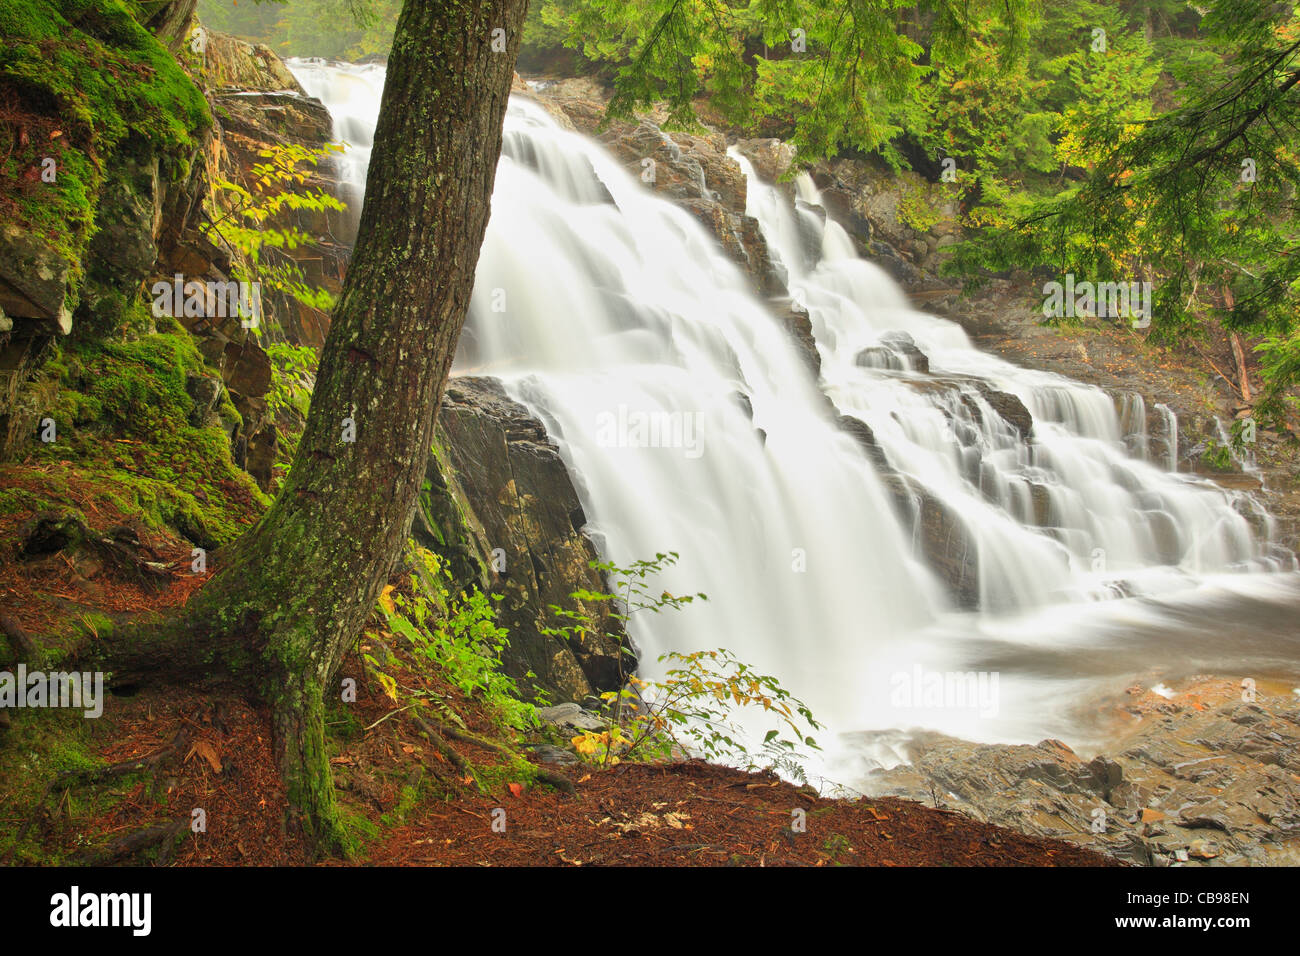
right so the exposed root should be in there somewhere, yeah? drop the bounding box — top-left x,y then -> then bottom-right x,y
12,727 -> 192,852
411,712 -> 576,796
1,609 -> 42,663
411,713 -> 473,777
0,610 -> 41,731
75,817 -> 189,866
17,513 -> 173,592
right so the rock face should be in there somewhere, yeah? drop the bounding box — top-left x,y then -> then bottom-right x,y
858,330 -> 930,374
969,382 -> 1034,440
201,31 -> 305,92
202,37 -> 350,353
809,156 -> 959,288
0,224 -> 74,337
869,684 -> 1300,865
776,299 -> 821,376
416,376 -> 630,704
885,473 -> 981,610
733,138 -> 797,185
0,23 -> 330,481
836,413 -> 981,609
154,32 -> 352,486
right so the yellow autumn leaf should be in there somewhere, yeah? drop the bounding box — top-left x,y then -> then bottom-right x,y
379,585 -> 396,615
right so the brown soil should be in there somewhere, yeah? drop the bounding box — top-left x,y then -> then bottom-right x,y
363,759 -> 1116,867
11,679 -> 1116,867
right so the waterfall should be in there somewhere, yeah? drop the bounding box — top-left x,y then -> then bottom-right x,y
1154,402 -> 1179,472
290,61 -> 1300,779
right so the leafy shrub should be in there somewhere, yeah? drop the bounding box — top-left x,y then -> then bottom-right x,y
547,552 -> 823,780
370,548 -> 540,733
205,141 -> 346,322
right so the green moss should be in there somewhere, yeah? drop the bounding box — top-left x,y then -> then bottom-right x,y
379,781 -> 421,828
325,695 -> 365,743
338,807 -> 380,854
472,753 -> 537,793
0,707 -> 110,864
0,0 -> 211,269
0,485 -> 50,517
25,329 -> 268,547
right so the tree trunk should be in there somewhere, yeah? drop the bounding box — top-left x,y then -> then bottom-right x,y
171,0 -> 530,854
1230,331 -> 1252,404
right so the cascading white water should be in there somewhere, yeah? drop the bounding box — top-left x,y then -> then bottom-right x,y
288,59 -> 385,237
734,153 -> 1294,602
291,61 -> 1300,781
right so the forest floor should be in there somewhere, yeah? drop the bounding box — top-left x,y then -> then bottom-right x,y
0,477 -> 1112,867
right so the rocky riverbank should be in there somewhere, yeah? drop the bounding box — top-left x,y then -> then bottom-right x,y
867,678 -> 1300,866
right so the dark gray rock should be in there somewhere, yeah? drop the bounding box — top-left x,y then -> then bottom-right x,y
0,224 -> 73,335
419,376 -> 633,704
869,690 -> 1300,865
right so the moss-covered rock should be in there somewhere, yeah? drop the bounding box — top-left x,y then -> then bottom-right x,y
0,0 -> 211,295
23,322 -> 268,546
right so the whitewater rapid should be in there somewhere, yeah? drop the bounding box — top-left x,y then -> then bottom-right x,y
289,60 -> 1300,782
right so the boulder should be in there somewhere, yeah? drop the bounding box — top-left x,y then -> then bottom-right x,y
0,224 -> 73,335
202,32 -> 308,93
879,330 -> 930,373
967,383 -> 1034,439
772,298 -> 821,376
837,415 -> 980,609
87,151 -> 163,285
733,137 -> 797,185
420,376 -> 632,703
911,487 -> 980,610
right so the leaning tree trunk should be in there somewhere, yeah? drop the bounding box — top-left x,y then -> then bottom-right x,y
170,0 -> 529,854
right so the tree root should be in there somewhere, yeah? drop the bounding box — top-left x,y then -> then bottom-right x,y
0,610 -> 41,732
75,817 -> 189,866
411,712 -> 576,796
17,513 -> 173,592
12,727 -> 192,851
411,713 -> 473,776
1,609 -> 42,664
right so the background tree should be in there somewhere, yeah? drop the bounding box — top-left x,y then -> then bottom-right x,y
951,0 -> 1300,423
539,0 -> 1038,161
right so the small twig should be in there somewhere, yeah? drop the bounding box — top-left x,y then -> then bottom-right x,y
363,703 -> 419,732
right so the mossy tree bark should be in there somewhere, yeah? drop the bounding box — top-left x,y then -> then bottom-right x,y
168,0 -> 529,854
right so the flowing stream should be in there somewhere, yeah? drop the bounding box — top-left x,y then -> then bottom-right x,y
289,60 -> 1300,783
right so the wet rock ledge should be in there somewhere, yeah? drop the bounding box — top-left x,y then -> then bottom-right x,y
867,679 -> 1300,866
